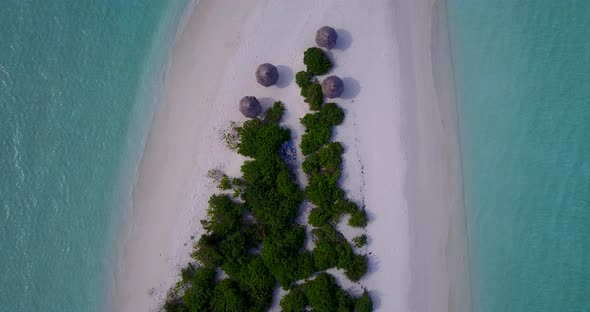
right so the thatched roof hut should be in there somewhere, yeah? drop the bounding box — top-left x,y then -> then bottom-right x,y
256,63 -> 279,87
321,76 -> 344,99
239,96 -> 262,118
315,26 -> 338,50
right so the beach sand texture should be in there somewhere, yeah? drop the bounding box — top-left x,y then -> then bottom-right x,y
112,0 -> 470,311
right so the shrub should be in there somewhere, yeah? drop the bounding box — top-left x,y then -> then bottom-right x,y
352,234 -> 368,248
301,142 -> 344,180
304,83 -> 324,111
297,70 -> 323,111
192,234 -> 223,268
209,279 -> 247,312
218,231 -> 249,264
242,161 -> 302,230
297,251 -> 316,280
318,102 -> 345,125
300,124 -> 332,155
303,273 -> 337,311
312,237 -> 339,270
163,301 -> 188,312
223,121 -> 240,150
300,103 -> 345,155
218,175 -> 232,190
348,209 -> 368,227
232,177 -> 245,187
334,198 -> 359,214
301,152 -> 320,175
302,273 -> 354,312
263,101 -> 285,125
311,224 -> 340,241
335,289 -> 356,312
343,254 -> 369,282
235,257 -> 276,311
180,263 -> 197,283
317,142 -> 344,171
201,195 -> 244,236
280,286 -> 308,312
306,174 -> 344,212
295,71 -> 313,89
312,225 -> 352,271
356,290 -> 373,312
237,120 -> 291,159
261,226 -> 311,288
308,208 -> 331,227
182,267 -> 216,311
310,225 -> 368,281
237,102 -> 303,231
303,47 -> 333,75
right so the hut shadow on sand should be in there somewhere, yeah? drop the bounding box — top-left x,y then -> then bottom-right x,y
335,28 -> 352,51
257,97 -> 276,112
275,65 -> 293,88
341,77 -> 361,99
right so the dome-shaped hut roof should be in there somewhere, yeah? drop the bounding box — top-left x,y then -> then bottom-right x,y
321,76 -> 344,99
239,96 -> 262,118
315,26 -> 338,50
255,63 -> 279,87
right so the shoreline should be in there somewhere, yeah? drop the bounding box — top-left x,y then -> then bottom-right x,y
112,2 -> 260,311
112,1 -> 471,311
394,0 -> 471,310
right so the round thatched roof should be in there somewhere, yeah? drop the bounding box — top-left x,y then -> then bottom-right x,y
256,63 -> 279,87
239,96 -> 262,118
315,26 -> 338,50
321,76 -> 344,99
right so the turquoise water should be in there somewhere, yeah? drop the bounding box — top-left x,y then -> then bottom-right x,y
446,1 -> 590,311
0,1 -> 188,311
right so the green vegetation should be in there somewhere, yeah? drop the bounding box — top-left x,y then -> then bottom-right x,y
296,45 -> 372,294
303,273 -> 354,311
302,142 -> 344,180
165,102 -> 329,312
210,279 -> 246,312
231,178 -> 245,198
218,175 -> 232,190
280,286 -> 308,312
352,234 -> 368,248
344,253 -> 369,282
300,103 -> 344,155
303,47 -> 333,75
311,225 -> 368,282
182,267 -> 216,311
304,83 -> 324,111
295,71 -> 313,89
348,209 -> 369,228
280,273 -> 372,311
261,225 -> 314,288
223,121 -> 240,150
356,290 -> 374,312
191,194 -> 253,268
166,43 -> 374,311
296,71 -> 324,111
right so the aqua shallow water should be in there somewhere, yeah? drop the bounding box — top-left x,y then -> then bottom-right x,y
0,1 -> 187,311
446,1 -> 590,311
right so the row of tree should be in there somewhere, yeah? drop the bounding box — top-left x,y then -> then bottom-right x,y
280,47 -> 373,310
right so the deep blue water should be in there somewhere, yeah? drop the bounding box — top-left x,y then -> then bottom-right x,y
0,1 -> 188,311
446,1 -> 590,311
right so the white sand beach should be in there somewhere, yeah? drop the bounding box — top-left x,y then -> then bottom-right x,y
112,0 -> 470,311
